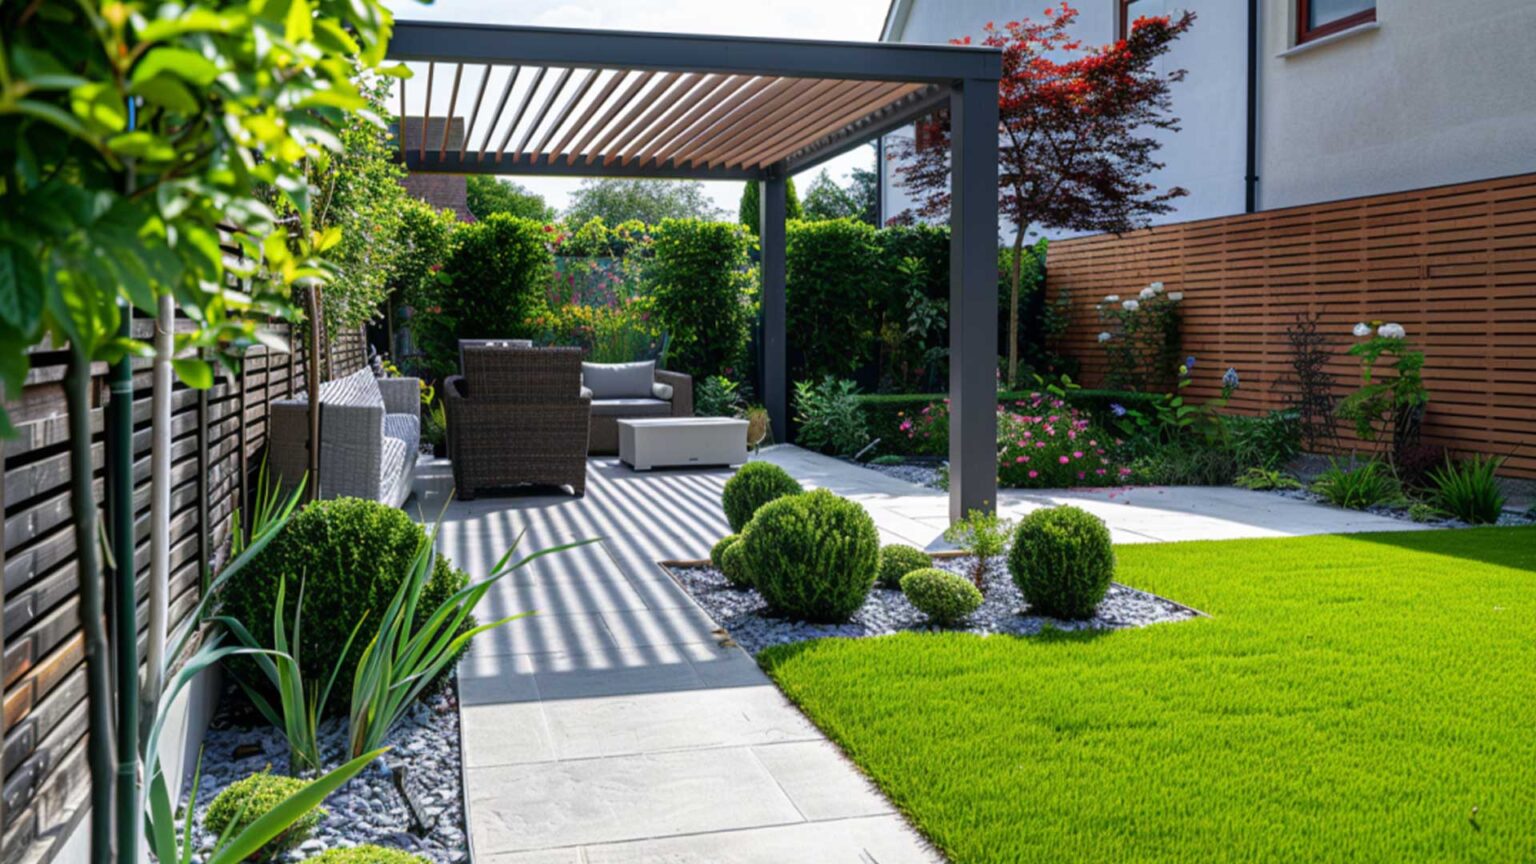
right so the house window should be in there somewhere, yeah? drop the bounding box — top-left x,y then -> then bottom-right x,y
1119,0 -> 1170,39
1297,0 -> 1375,44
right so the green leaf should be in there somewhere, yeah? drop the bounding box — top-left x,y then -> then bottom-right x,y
172,358 -> 213,388
205,748 -> 388,864
133,47 -> 220,88
0,239 -> 45,332
107,131 -> 176,161
131,75 -> 200,114
69,81 -> 127,133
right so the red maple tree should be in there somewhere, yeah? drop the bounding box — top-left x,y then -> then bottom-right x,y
890,3 -> 1195,386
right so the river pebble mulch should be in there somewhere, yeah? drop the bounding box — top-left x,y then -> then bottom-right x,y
1270,488 -> 1535,528
668,554 -> 1199,655
184,687 -> 468,863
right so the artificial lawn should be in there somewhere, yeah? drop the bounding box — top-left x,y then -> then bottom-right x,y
759,527 -> 1536,863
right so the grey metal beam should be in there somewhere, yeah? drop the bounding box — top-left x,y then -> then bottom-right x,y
759,177 -> 788,445
779,84 -> 949,177
947,78 -> 999,522
390,20 -> 1000,84
399,148 -> 764,181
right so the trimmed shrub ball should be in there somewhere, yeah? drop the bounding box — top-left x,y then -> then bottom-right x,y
877,543 -> 931,589
900,567 -> 983,626
205,771 -> 322,862
719,536 -> 753,588
721,462 -> 803,533
223,497 -> 473,714
740,489 -> 879,622
1007,505 -> 1115,620
304,846 -> 431,864
710,534 -> 740,569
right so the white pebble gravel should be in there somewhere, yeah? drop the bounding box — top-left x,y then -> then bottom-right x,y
184,688 -> 468,863
669,555 -> 1199,655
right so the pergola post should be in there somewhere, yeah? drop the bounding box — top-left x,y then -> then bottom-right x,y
947,78 -> 1000,521
759,175 -> 788,444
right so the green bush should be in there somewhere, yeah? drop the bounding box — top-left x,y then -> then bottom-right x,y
721,462 -> 803,533
1228,409 -> 1303,470
205,771 -> 322,862
420,213 -> 552,378
304,845 -> 430,864
719,537 -> 753,588
901,567 -> 983,626
1311,459 -> 1399,510
786,219 -> 884,380
741,489 -> 879,623
223,498 -> 473,714
647,219 -> 756,379
878,544 -> 931,589
710,534 -> 740,569
1007,506 -> 1115,620
1428,453 -> 1506,524
794,376 -> 869,456
1233,466 -> 1303,491
695,375 -> 745,418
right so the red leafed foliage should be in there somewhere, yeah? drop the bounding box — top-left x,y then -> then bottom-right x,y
890,2 -> 1196,236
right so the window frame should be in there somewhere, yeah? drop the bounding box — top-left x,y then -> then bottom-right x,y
1296,0 -> 1376,45
1117,0 -> 1139,40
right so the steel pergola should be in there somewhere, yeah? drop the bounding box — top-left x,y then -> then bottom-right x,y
388,20 -> 1002,518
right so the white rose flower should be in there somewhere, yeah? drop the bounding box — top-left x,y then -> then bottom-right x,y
1097,331 -> 1112,343
1167,291 -> 1183,302
1378,322 -> 1406,339
1103,294 -> 1120,303
1352,322 -> 1372,338
1139,286 -> 1157,300
1149,282 -> 1164,292
1122,299 -> 1140,312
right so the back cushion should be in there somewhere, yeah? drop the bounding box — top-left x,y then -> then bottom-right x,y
582,361 -> 655,399
319,367 -> 384,408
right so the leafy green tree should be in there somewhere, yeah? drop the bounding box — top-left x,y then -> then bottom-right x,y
0,1 -> 397,859
465,175 -> 556,222
801,170 -> 862,222
646,219 -> 756,379
849,163 -> 880,226
738,177 -> 801,234
565,178 -> 721,226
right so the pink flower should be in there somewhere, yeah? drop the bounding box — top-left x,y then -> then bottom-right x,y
1119,467 -> 1133,476
1096,468 -> 1107,476
1078,472 -> 1086,480
1028,470 -> 1038,479
1073,451 -> 1084,459
1035,441 -> 1045,448
1058,455 -> 1070,464
1016,456 -> 1027,463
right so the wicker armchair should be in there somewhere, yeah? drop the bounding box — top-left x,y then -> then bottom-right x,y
445,346 -> 591,498
268,367 -> 419,507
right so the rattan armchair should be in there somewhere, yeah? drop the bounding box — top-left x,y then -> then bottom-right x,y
444,345 -> 591,498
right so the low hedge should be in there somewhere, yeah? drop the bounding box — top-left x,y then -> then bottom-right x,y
859,388 -> 1164,457
741,489 -> 879,622
901,567 -> 984,626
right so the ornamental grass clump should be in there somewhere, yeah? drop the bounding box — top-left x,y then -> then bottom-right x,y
1428,453 -> 1506,524
1311,459 -> 1399,510
901,568 -> 984,626
741,490 -> 879,623
722,462 -> 803,532
204,771 -> 322,863
878,544 -> 932,589
1008,506 -> 1115,620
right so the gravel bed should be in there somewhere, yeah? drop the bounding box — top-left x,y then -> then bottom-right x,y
669,555 -> 1198,655
854,459 -> 945,489
185,687 -> 468,863
1270,488 -> 1536,528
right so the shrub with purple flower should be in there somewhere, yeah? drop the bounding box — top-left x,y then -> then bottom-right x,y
995,394 -> 1129,488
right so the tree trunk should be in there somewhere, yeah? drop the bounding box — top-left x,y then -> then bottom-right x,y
66,346 -> 116,864
1007,225 -> 1026,388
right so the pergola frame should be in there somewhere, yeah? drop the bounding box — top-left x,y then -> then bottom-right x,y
389,20 -> 1001,518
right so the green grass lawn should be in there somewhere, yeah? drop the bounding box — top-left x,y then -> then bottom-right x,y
759,527 -> 1536,863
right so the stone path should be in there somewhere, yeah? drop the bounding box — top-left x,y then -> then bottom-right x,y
417,445 -> 1423,863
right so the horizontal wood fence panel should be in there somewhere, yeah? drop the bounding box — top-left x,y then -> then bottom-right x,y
1046,172 -> 1536,478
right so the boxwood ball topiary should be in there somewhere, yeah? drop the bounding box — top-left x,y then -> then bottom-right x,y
710,534 -> 740,569
1008,505 -> 1115,620
222,497 -> 474,714
205,771 -> 322,862
740,489 -> 879,622
303,845 -> 431,864
878,543 -> 931,589
719,536 -> 753,588
721,462 -> 803,533
900,567 -> 983,626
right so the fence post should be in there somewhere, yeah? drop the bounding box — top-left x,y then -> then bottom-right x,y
196,348 -> 210,582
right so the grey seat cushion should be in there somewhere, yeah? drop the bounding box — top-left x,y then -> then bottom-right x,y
582,361 -> 655,399
590,397 -> 672,417
378,435 -> 407,500
384,413 -> 420,455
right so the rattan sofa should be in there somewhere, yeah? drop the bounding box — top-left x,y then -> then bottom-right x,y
445,345 -> 591,498
268,367 -> 421,507
582,361 -> 693,454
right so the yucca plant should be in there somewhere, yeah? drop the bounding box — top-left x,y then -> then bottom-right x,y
1311,459 -> 1398,510
1428,453 -> 1506,524
347,510 -> 593,758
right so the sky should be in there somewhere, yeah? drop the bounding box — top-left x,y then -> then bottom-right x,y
383,0 -> 894,217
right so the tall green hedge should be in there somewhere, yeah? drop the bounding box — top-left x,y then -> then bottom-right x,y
647,218 -> 756,379
421,213 -> 552,379
786,218 -> 885,381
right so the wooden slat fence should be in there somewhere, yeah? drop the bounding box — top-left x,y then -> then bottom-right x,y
0,314 -> 368,864
1045,172 -> 1536,477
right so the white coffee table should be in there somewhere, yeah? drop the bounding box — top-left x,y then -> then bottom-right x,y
617,417 -> 749,470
